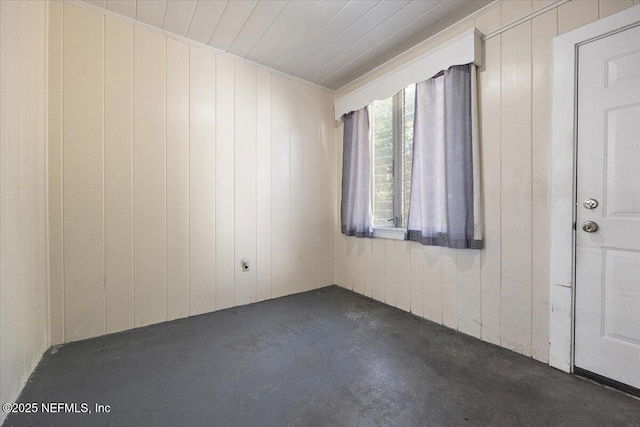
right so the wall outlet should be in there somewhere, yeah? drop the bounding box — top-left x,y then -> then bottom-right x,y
241,257 -> 250,272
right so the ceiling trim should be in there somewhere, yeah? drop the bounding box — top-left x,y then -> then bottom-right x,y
64,0 -> 336,94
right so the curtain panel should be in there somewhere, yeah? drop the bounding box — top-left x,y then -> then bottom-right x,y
407,64 -> 483,249
341,106 -> 373,238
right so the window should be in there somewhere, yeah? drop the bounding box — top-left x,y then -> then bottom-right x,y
337,30 -> 483,246
370,84 -> 415,228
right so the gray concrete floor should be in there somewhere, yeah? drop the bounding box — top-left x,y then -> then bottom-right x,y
3,285 -> 640,427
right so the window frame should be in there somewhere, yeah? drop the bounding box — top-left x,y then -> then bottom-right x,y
391,91 -> 404,229
369,87 -> 413,239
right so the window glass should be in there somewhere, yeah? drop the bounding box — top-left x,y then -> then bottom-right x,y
371,97 -> 394,227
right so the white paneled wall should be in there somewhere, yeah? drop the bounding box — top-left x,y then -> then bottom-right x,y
48,2 -> 335,344
104,17 -> 135,334
189,43 -> 216,316
134,25 -> 168,328
0,1 -> 49,424
166,37 -> 189,321
334,0 -> 638,363
62,1 -> 106,341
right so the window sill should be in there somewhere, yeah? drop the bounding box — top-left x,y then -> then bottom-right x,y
372,227 -> 406,241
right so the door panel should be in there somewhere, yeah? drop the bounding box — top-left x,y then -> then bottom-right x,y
605,104 -> 640,217
603,248 -> 640,345
575,24 -> 640,390
606,48 -> 640,87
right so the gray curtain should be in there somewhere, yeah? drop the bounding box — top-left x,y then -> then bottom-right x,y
407,64 -> 483,249
341,106 -> 373,238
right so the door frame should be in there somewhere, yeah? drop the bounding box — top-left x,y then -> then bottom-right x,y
550,4 -> 640,373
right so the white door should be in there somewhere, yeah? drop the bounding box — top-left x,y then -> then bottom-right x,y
575,24 -> 640,390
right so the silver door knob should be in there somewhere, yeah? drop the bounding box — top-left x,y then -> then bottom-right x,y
583,198 -> 599,209
582,221 -> 599,233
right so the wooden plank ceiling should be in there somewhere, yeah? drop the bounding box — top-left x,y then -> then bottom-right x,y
81,0 -> 490,90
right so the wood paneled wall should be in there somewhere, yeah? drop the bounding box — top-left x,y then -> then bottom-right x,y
0,1 -> 49,424
48,2 -> 335,344
333,0 -> 638,363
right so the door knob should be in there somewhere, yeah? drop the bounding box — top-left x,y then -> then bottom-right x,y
583,198 -> 599,209
582,221 -> 599,233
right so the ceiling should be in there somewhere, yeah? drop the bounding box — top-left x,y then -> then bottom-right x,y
81,0 -> 490,90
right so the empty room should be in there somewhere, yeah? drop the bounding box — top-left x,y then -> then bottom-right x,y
1,0 -> 640,425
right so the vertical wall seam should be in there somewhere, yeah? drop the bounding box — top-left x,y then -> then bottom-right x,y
39,0 -> 47,356
454,249 -> 458,328
128,23 -> 133,329
61,1 -> 65,344
214,53 -> 218,311
317,89 -> 321,291
498,0 -> 504,349
1,0 -> 4,385
476,7 -> 484,341
43,0 -> 51,350
102,14 -> 106,335
301,85 -> 305,294
498,32 -> 502,348
215,47 -> 218,310
255,69 -> 258,302
455,249 -> 459,330
287,79 -> 292,294
131,25 -> 135,327
530,19 -> 534,358
233,60 -> 236,306
20,0 -> 26,371
164,35 -> 168,322
20,0 -> 25,376
472,20 -> 483,339
214,50 -> 219,310
187,45 -> 191,317
554,0 -> 559,363
439,247 -> 443,324
269,72 -> 272,300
